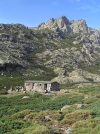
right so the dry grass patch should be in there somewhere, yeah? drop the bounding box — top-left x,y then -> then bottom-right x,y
60,110 -> 93,126
11,109 -> 34,119
17,123 -> 50,134
72,117 -> 100,134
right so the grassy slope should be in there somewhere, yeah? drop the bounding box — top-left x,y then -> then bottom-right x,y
1,84 -> 100,133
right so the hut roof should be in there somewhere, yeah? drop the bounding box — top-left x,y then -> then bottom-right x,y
25,80 -> 52,84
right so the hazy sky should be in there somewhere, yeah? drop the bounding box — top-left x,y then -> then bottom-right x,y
0,0 -> 100,28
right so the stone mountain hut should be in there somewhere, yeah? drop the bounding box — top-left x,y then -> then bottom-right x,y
24,80 -> 59,92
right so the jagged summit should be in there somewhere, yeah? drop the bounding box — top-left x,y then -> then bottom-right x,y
56,15 -> 70,24
34,15 -> 89,34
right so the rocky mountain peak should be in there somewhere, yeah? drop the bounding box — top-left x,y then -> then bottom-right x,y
57,15 -> 70,25
34,15 -> 89,34
46,18 -> 55,26
56,16 -> 70,31
48,18 -> 55,22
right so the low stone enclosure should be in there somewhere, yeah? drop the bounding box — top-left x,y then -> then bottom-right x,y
24,80 -> 60,93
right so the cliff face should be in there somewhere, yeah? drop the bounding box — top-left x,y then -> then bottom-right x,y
0,16 -> 100,83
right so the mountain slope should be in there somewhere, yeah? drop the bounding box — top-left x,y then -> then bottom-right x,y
0,16 -> 100,84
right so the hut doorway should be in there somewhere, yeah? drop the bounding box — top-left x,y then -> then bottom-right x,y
44,84 -> 47,90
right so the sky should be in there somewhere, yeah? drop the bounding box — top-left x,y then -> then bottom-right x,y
0,0 -> 100,28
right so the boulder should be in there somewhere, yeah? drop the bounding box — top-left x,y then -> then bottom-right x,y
22,96 -> 30,99
77,104 -> 87,108
45,115 -> 52,121
65,128 -> 73,134
61,105 -> 71,111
